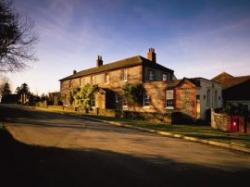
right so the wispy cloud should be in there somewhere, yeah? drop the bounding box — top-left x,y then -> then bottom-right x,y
6,0 -> 250,94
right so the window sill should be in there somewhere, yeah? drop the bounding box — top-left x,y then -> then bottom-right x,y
166,106 -> 174,110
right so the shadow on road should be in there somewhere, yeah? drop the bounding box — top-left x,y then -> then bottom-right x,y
0,104 -> 153,136
1,127 -> 250,187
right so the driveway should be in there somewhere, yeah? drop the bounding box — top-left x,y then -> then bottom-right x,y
1,104 -> 250,186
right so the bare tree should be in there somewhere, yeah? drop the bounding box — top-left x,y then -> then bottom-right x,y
0,0 -> 37,72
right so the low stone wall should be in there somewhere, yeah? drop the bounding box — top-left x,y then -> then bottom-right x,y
92,108 -> 116,117
211,111 -> 230,131
211,111 -> 250,134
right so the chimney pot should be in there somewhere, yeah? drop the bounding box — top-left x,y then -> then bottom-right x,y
73,70 -> 77,74
96,55 -> 103,67
147,48 -> 156,63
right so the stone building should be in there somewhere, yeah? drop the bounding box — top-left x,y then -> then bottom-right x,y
167,78 -> 223,120
60,48 -> 175,110
59,48 -> 222,120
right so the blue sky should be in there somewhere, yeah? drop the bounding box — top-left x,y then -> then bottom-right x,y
3,0 -> 250,94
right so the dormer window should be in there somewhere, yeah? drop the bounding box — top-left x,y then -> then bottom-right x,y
162,73 -> 167,81
121,69 -> 128,81
148,70 -> 155,81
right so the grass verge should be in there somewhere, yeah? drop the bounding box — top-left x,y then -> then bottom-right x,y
35,106 -> 250,149
88,115 -> 250,149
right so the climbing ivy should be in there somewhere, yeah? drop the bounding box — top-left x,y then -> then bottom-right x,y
70,84 -> 98,112
122,83 -> 145,105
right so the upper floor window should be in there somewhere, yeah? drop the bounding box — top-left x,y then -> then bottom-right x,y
148,70 -> 155,81
162,73 -> 167,81
81,77 -> 85,86
167,74 -> 172,81
166,89 -> 174,109
206,89 -> 210,107
90,76 -> 95,84
214,90 -> 218,108
196,95 -> 200,100
121,69 -> 128,81
104,73 -> 110,83
143,93 -> 151,106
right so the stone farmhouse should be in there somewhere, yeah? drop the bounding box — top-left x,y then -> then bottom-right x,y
60,48 -> 222,121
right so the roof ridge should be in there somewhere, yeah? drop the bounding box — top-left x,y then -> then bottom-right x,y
60,55 -> 144,81
233,75 -> 250,79
212,72 -> 234,80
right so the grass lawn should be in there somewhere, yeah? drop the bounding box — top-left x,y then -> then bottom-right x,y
88,115 -> 250,149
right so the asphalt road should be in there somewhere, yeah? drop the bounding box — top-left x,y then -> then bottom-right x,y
1,104 -> 250,187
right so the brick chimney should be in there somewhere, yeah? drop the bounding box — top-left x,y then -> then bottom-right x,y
147,48 -> 156,63
73,70 -> 77,74
96,55 -> 103,67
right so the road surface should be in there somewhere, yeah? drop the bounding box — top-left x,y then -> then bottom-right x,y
1,104 -> 250,186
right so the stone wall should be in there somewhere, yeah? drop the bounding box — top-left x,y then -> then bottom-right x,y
60,65 -> 143,105
144,66 -> 173,81
211,111 -> 250,134
122,81 -> 167,113
211,111 -> 230,131
175,81 -> 197,119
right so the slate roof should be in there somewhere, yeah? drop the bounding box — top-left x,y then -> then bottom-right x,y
166,80 -> 181,89
167,77 -> 217,89
60,55 -> 173,81
212,72 -> 250,89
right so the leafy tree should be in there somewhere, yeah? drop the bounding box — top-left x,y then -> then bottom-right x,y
28,94 -> 40,105
40,93 -> 48,101
0,0 -> 37,72
15,83 -> 30,104
71,84 -> 98,112
1,82 -> 11,96
16,83 -> 30,96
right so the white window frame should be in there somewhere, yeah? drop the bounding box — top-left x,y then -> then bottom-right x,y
166,89 -> 174,109
162,73 -> 167,81
148,70 -> 155,81
121,69 -> 128,81
104,73 -> 110,83
122,97 -> 128,109
143,93 -> 151,107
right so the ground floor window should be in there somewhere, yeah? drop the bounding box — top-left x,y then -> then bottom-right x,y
143,93 -> 151,106
166,99 -> 174,107
90,95 -> 95,107
123,97 -> 128,108
115,94 -> 119,103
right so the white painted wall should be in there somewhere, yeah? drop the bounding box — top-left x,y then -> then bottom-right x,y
196,79 -> 223,119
